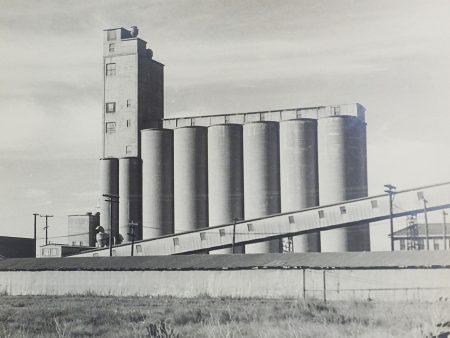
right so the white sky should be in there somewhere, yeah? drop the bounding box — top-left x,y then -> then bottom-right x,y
0,0 -> 449,250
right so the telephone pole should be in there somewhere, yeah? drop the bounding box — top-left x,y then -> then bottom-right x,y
232,218 -> 237,254
443,210 -> 448,251
33,213 -> 39,256
103,194 -> 119,257
384,184 -> 396,251
423,198 -> 430,250
128,221 -> 138,256
40,214 -> 53,245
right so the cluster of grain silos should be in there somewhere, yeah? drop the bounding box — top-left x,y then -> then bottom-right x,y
100,110 -> 369,253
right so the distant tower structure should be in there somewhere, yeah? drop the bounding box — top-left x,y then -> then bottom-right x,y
100,27 -> 164,243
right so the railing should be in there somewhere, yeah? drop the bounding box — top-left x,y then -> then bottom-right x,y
161,103 -> 365,129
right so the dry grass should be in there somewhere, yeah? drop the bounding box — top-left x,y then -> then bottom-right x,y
0,295 -> 448,337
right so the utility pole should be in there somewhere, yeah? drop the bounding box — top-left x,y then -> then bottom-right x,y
423,199 -> 430,250
40,214 -> 53,245
231,218 -> 237,254
103,194 -> 119,257
128,221 -> 138,256
443,210 -> 448,251
33,213 -> 39,256
384,184 -> 396,251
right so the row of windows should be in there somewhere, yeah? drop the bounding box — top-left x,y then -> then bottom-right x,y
105,100 -> 132,113
170,201 -> 380,247
71,241 -> 84,246
41,248 -> 59,257
399,238 -> 450,251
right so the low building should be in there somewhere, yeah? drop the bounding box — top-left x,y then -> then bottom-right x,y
0,236 -> 35,258
392,222 -> 450,251
68,212 -> 99,248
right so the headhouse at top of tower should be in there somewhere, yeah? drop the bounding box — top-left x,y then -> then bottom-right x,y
102,26 -> 164,158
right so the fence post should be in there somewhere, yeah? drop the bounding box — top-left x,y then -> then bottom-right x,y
302,268 -> 306,299
323,270 -> 327,304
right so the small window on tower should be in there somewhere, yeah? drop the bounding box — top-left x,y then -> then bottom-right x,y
106,102 -> 116,113
126,99 -> 131,107
219,229 -> 226,237
200,232 -> 206,241
340,206 -> 347,215
107,30 -> 117,41
106,63 -> 116,76
125,145 -> 132,154
109,43 -> 115,52
332,106 -> 341,115
126,120 -> 131,128
371,200 -> 378,209
318,210 -> 325,219
434,240 -> 439,250
106,122 -> 116,133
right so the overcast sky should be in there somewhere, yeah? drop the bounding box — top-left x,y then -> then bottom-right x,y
1,0 -> 449,250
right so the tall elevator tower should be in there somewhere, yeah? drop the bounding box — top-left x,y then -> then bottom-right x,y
100,26 -> 164,243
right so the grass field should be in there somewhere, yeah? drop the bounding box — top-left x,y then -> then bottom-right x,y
0,295 -> 449,337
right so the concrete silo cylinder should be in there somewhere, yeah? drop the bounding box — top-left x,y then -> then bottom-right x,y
318,116 -> 370,252
119,157 -> 142,243
100,158 -> 119,241
208,124 -> 244,254
243,121 -> 281,253
279,119 -> 320,252
141,128 -> 174,239
174,127 -> 208,232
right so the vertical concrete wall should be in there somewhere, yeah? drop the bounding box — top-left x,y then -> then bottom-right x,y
174,127 -> 208,233
1,269 -> 449,301
100,158 -> 119,239
119,157 -> 142,243
208,124 -> 244,254
243,122 -> 281,253
280,119 -> 320,252
141,129 -> 174,239
318,116 -> 369,252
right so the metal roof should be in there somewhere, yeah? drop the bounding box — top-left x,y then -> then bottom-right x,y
0,251 -> 450,271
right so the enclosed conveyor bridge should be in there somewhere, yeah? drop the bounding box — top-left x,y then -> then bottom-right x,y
72,182 -> 450,257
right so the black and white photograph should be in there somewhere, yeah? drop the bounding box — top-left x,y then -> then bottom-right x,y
0,0 -> 450,337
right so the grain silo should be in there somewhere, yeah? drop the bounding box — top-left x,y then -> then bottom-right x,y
243,121 -> 281,253
99,158 -> 119,240
318,115 -> 370,252
208,124 -> 244,253
141,129 -> 174,239
279,119 -> 320,252
119,157 -> 142,242
174,126 -> 209,233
